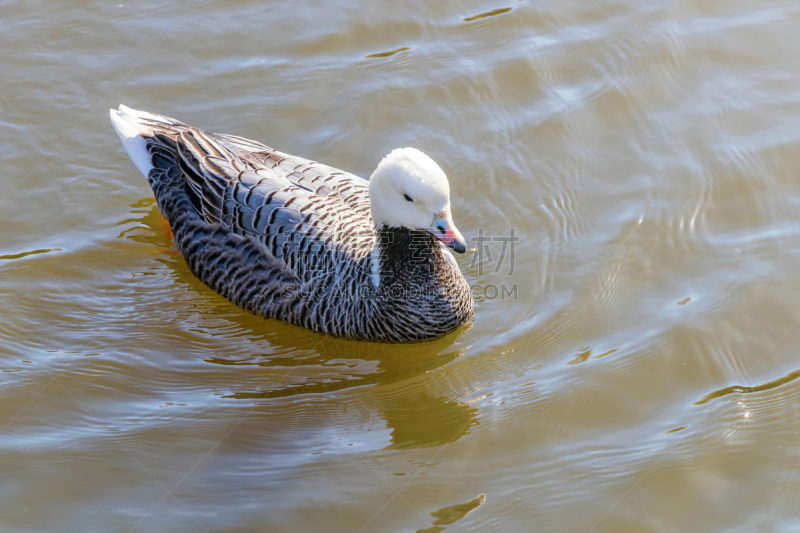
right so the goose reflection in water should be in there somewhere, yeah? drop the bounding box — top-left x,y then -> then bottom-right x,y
210,319 -> 479,451
124,200 -> 479,450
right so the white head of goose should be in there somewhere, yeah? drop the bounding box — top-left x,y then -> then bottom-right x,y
110,105 -> 474,341
369,147 -> 466,254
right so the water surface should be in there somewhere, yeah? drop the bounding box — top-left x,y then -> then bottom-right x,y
3,0 -> 800,531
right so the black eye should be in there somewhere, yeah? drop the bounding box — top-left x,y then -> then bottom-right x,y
404,194 -> 413,202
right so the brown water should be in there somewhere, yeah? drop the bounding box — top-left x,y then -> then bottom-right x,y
3,0 -> 800,531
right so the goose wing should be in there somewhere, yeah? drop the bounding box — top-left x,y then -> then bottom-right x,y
143,119 -> 375,280
209,132 -> 372,217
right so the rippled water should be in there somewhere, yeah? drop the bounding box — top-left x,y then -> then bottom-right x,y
4,0 -> 800,531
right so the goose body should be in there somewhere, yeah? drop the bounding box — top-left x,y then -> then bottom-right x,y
110,105 -> 474,341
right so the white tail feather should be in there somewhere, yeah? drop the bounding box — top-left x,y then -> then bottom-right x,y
110,104 -> 172,178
